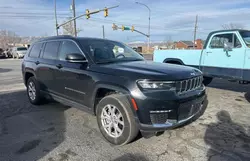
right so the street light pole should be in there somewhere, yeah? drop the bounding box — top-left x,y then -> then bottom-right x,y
136,2 -> 151,53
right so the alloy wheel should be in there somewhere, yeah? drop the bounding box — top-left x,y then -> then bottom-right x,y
28,81 -> 36,101
101,104 -> 124,138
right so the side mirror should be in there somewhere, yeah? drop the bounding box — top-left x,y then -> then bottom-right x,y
139,53 -> 144,57
65,53 -> 87,63
224,42 -> 233,52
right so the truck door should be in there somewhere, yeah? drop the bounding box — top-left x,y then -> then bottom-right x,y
201,32 -> 245,79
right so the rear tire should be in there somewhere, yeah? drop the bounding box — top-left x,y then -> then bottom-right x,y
203,77 -> 213,86
27,76 -> 44,105
96,94 -> 139,145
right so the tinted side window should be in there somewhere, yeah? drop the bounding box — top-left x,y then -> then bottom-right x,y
58,41 -> 82,61
42,41 -> 60,60
29,43 -> 43,58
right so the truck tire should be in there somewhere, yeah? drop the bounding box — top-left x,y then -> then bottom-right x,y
203,77 -> 213,86
96,94 -> 139,145
27,76 -> 44,105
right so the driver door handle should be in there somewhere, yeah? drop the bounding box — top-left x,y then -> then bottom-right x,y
35,61 -> 40,65
206,51 -> 212,53
56,64 -> 63,69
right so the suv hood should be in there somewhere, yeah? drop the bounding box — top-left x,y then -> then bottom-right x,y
91,61 -> 202,80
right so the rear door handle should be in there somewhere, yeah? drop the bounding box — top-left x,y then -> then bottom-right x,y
35,61 -> 40,65
206,51 -> 212,53
56,64 -> 63,69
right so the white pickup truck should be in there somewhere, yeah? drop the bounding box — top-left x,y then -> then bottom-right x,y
154,29 -> 250,85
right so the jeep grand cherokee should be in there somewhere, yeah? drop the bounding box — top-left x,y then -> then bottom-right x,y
22,36 -> 208,145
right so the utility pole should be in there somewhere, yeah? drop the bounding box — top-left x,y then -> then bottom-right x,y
193,15 -> 198,49
102,25 -> 105,39
72,0 -> 77,37
54,0 -> 58,36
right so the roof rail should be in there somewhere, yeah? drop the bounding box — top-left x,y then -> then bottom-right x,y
35,35 -> 75,42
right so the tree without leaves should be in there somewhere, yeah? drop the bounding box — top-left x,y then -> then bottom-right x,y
62,17 -> 82,36
0,30 -> 21,49
221,23 -> 245,30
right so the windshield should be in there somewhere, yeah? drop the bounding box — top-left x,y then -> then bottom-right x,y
17,47 -> 27,51
239,31 -> 250,47
79,39 -> 144,63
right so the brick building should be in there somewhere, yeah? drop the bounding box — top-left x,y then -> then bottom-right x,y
175,39 -> 203,49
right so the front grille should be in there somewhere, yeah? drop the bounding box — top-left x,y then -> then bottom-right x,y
176,76 -> 203,94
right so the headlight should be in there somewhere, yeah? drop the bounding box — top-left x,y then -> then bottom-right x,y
137,80 -> 176,90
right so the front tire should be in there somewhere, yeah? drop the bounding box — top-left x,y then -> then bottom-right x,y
27,76 -> 44,105
96,94 -> 139,145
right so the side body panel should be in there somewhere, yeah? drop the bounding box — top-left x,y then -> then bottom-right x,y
153,50 -> 202,67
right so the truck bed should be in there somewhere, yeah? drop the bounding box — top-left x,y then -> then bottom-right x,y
153,49 -> 202,67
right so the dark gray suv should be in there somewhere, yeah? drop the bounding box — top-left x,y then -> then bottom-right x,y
22,35 -> 207,145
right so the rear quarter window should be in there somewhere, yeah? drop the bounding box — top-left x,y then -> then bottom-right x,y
29,43 -> 43,58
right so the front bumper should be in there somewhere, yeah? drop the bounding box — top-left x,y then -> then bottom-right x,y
134,88 -> 207,132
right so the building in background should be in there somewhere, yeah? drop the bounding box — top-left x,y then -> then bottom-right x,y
128,39 -> 205,53
175,39 -> 204,49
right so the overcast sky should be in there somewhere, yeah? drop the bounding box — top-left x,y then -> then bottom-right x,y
0,0 -> 250,43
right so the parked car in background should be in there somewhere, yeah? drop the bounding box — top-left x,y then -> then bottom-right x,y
0,48 -> 5,58
154,29 -> 250,85
12,47 -> 27,59
22,35 -> 207,145
3,48 -> 13,58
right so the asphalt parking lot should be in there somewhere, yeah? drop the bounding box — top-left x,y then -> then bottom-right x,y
0,59 -> 250,161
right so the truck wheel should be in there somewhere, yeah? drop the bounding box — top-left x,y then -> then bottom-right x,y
203,77 -> 213,86
96,94 -> 139,145
27,76 -> 44,105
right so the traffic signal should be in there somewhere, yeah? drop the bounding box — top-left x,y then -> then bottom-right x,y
104,8 -> 108,17
131,26 -> 134,32
86,9 -> 90,19
122,25 -> 125,31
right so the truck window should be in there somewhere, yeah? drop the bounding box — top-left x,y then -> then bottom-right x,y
239,31 -> 250,48
210,33 -> 241,49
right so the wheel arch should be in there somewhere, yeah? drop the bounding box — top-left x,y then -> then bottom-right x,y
163,58 -> 184,65
24,69 -> 36,86
91,83 -> 135,116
